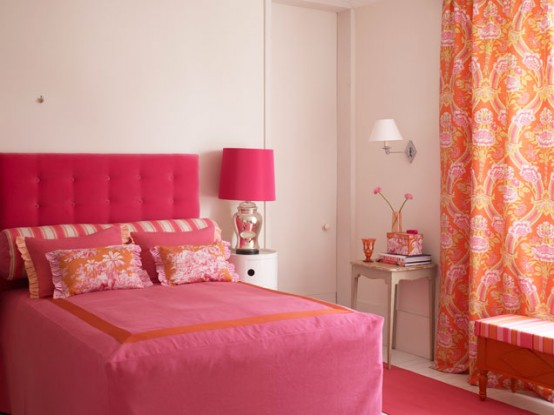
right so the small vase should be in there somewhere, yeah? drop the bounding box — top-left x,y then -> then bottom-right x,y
391,211 -> 403,233
361,238 -> 376,262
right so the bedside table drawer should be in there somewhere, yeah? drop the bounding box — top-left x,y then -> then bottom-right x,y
229,249 -> 278,289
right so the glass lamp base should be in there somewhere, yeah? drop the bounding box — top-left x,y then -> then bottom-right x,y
233,201 -> 262,253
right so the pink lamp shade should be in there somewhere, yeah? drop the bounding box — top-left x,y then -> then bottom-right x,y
218,148 -> 276,201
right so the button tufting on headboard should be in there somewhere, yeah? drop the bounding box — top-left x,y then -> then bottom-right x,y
0,153 -> 200,230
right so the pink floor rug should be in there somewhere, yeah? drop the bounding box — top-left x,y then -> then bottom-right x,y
382,365 -> 538,415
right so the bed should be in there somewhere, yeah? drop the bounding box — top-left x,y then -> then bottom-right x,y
0,153 -> 383,415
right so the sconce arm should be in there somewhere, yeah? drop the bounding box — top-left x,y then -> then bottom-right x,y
381,140 -> 417,163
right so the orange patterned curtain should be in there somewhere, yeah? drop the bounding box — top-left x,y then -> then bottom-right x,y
436,0 -> 554,399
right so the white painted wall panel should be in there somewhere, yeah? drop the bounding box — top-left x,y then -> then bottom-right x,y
270,3 -> 337,297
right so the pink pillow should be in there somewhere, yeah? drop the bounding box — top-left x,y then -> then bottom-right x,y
131,226 -> 216,282
151,241 -> 238,286
46,244 -> 151,299
16,226 -> 127,298
1,223 -> 130,281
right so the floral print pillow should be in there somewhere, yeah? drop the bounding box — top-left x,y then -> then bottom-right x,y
151,241 -> 238,286
46,244 -> 152,299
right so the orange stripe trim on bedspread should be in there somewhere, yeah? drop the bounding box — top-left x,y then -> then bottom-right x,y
237,282 -> 349,310
128,308 -> 350,343
49,297 -> 132,343
49,287 -> 352,344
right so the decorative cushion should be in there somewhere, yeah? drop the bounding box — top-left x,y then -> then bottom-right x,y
151,241 -> 238,286
46,244 -> 152,299
1,223 -> 129,281
16,226 -> 129,298
475,314 -> 554,355
131,226 -> 216,282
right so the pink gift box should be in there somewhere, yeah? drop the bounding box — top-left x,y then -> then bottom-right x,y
386,232 -> 423,256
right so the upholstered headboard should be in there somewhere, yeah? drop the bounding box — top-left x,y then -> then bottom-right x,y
0,153 -> 199,230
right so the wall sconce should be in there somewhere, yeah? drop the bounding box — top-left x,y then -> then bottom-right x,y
369,118 -> 417,163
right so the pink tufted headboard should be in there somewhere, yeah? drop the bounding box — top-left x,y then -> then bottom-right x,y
0,153 -> 199,230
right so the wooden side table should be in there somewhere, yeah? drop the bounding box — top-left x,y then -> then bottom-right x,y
351,260 -> 436,369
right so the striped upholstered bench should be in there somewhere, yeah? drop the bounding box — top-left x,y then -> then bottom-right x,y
475,314 -> 554,400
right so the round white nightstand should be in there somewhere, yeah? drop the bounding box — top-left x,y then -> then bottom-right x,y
229,249 -> 278,289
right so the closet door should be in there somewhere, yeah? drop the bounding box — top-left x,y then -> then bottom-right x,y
270,3 -> 337,301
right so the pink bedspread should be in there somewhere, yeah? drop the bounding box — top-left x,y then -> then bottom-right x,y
0,282 -> 383,415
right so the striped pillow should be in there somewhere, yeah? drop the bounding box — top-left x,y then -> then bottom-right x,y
0,218 -> 220,281
126,218 -> 221,238
0,224 -> 124,281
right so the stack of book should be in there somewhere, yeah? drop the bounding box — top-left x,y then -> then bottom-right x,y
378,253 -> 432,267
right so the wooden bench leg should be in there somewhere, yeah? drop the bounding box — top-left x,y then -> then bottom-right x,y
479,369 -> 488,401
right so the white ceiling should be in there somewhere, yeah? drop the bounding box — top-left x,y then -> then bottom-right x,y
273,0 -> 384,12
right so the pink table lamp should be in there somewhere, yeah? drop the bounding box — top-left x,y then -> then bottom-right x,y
218,148 -> 275,255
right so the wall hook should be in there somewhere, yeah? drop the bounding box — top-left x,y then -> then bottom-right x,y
37,95 -> 44,104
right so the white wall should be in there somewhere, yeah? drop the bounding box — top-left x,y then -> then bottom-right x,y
1,0 -> 444,355
353,0 -> 442,358
0,0 -> 264,236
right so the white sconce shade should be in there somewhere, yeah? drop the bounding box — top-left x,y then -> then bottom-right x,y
369,119 -> 403,142
369,118 -> 417,163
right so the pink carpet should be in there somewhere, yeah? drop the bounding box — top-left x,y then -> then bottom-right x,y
383,365 -> 538,415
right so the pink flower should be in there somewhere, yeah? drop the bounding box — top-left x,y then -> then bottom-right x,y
537,222 -> 554,239
503,186 -> 518,202
373,186 -> 413,213
506,75 -> 520,92
455,314 -> 469,331
513,109 -> 535,126
494,56 -> 508,74
441,232 -> 453,249
537,130 -> 554,147
508,221 -> 532,238
502,293 -> 520,310
470,235 -> 489,253
440,132 -> 453,147
449,163 -> 466,179
452,59 -> 464,74
532,244 -> 554,262
453,110 -> 470,127
523,53 -> 542,72
473,129 -> 495,146
488,164 -> 506,180
441,30 -> 454,46
453,214 -> 471,231
475,108 -> 493,124
398,193 -> 413,212
520,165 -> 540,183
478,22 -> 501,39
